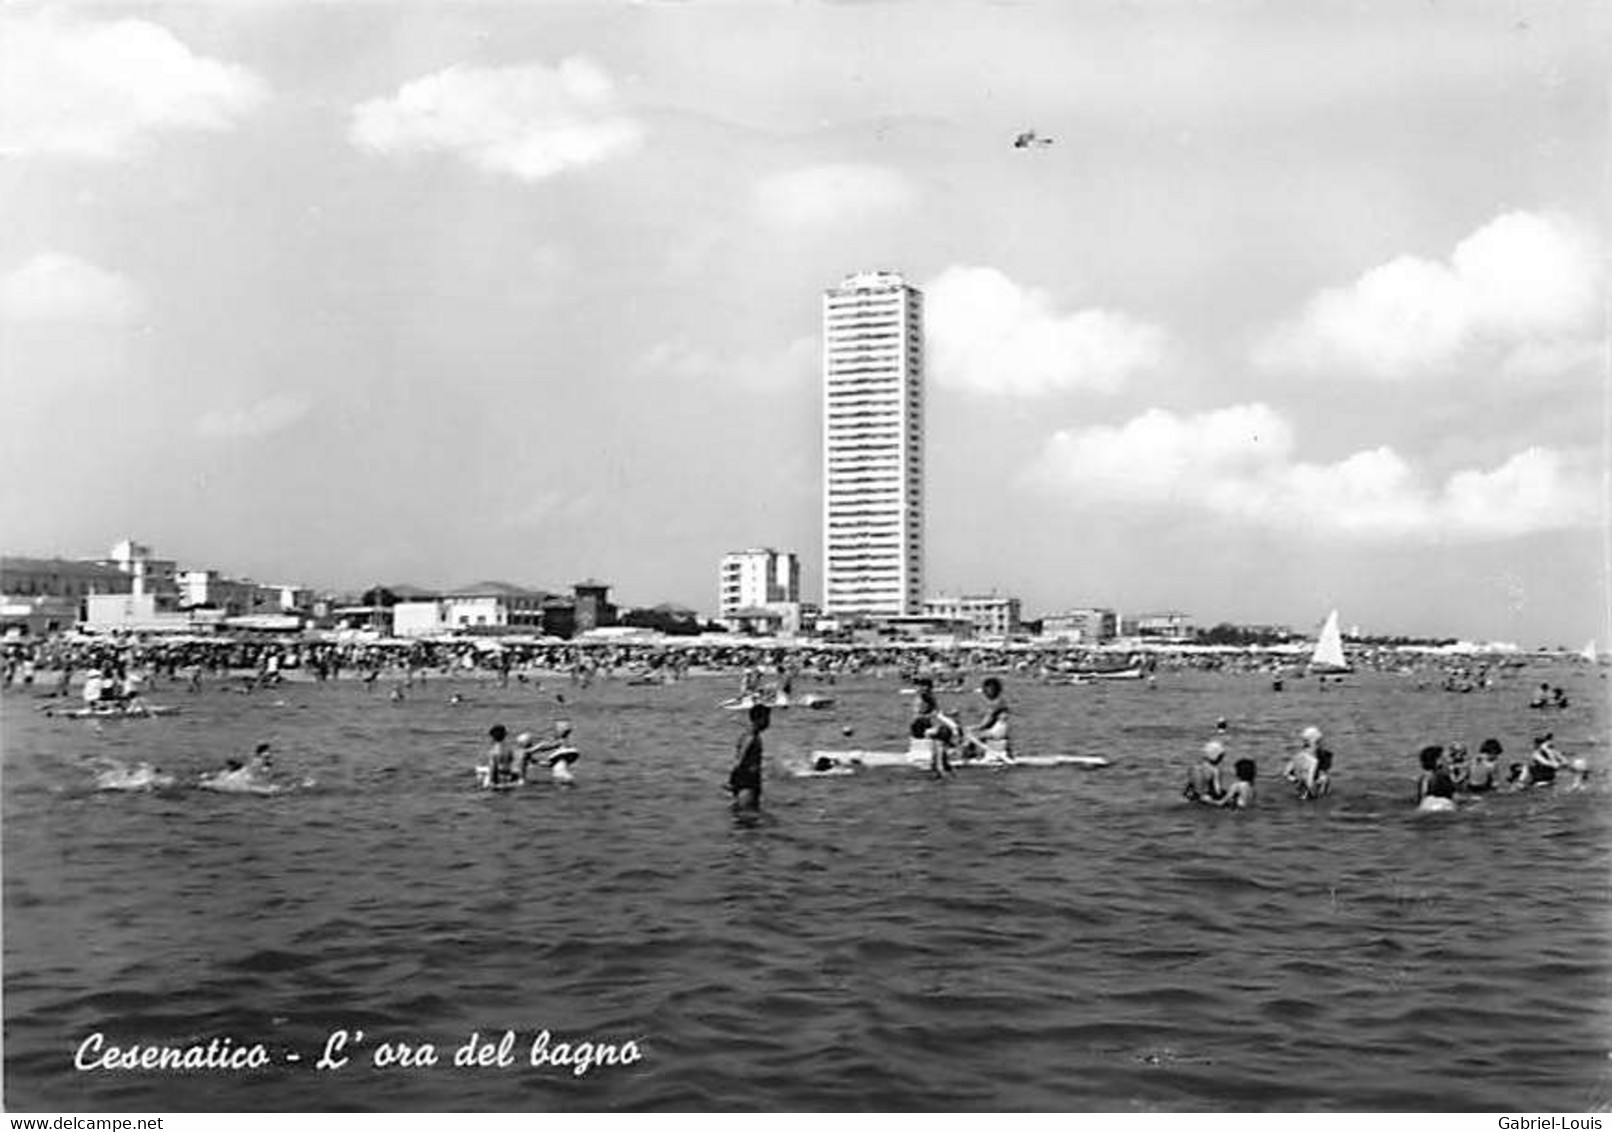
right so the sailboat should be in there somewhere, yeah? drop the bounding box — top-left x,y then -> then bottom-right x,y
1582,640 -> 1600,663
1309,609 -> 1351,674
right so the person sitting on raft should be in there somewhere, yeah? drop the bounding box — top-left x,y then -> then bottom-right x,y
1183,740 -> 1227,804
911,677 -> 956,777
1218,758 -> 1256,809
961,676 -> 1012,761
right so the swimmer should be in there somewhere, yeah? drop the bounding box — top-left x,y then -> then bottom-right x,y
728,703 -> 769,810
251,742 -> 273,773
1183,740 -> 1227,804
1529,733 -> 1566,786
1446,742 -> 1469,791
1468,738 -> 1501,792
520,721 -> 579,784
486,724 -> 516,787
1284,726 -> 1328,800
1218,758 -> 1256,809
1415,745 -> 1457,806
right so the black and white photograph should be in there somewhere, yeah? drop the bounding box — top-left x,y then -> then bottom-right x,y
2,0 -> 1609,1115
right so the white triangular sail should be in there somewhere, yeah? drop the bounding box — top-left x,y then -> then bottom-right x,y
1583,640 -> 1599,663
1310,610 -> 1349,672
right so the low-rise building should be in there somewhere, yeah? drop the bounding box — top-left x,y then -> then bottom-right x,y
922,593 -> 1022,638
1040,608 -> 1118,644
1129,611 -> 1195,641
83,592 -> 222,633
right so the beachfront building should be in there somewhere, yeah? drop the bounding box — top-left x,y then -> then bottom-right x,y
719,548 -> 800,617
822,271 -> 924,619
0,556 -> 134,636
100,539 -> 179,597
922,593 -> 1023,639
573,580 -> 616,634
178,570 -> 282,617
82,591 -> 222,633
1128,611 -> 1196,642
1040,608 -> 1118,645
392,583 -> 552,637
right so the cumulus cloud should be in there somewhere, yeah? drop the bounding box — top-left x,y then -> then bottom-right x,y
1255,211 -> 1603,380
1028,403 -> 1600,541
925,266 -> 1167,396
0,12 -> 266,160
196,394 -> 312,439
752,164 -> 915,226
0,253 -> 140,324
639,335 -> 817,390
350,59 -> 641,181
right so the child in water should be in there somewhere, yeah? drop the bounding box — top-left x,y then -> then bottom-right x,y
1219,759 -> 1256,809
728,703 -> 769,810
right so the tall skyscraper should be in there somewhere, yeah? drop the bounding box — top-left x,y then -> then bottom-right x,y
822,271 -> 923,618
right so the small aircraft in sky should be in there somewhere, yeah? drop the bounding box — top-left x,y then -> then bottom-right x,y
1013,129 -> 1053,149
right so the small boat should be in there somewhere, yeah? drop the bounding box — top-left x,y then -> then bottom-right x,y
1308,610 -> 1351,675
1581,640 -> 1599,663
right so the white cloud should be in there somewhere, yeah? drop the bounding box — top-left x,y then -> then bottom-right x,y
1029,403 -> 1601,541
0,253 -> 140,323
925,266 -> 1167,396
752,164 -> 915,226
1255,211 -> 1603,380
0,13 -> 267,160
350,59 -> 641,182
196,395 -> 312,439
639,335 -> 817,390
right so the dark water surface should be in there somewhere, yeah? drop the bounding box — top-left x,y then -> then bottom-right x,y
5,664 -> 1610,1111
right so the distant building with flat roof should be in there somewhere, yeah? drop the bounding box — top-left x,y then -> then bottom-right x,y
923,593 -> 1021,638
1041,608 -> 1117,644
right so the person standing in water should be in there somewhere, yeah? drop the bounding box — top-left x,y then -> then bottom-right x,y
1284,726 -> 1329,799
1219,759 -> 1257,809
1468,738 -> 1502,792
486,724 -> 516,787
728,703 -> 769,810
1184,740 -> 1227,804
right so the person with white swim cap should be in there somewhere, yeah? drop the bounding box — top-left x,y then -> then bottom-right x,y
1285,726 -> 1331,800
521,720 -> 579,784
1184,740 -> 1227,804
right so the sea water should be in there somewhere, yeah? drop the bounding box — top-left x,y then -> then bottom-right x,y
4,664 -> 1609,1111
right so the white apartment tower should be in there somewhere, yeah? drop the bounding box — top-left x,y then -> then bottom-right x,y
718,548 -> 800,618
822,271 -> 923,617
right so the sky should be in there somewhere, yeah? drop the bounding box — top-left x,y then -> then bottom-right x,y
1,1 -> 1607,646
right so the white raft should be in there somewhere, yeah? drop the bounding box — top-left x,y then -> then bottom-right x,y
809,740 -> 1110,772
